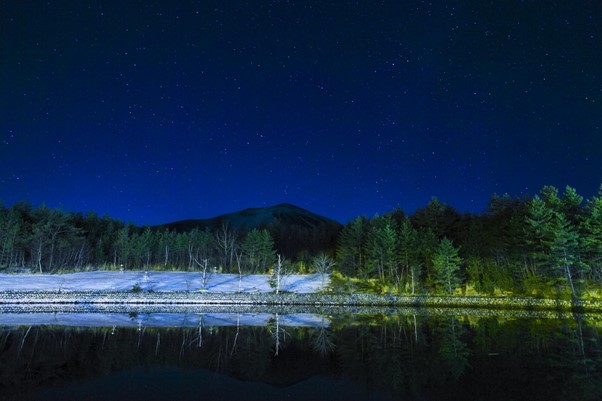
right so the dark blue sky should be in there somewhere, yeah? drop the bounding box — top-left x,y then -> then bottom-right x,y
1,1 -> 601,225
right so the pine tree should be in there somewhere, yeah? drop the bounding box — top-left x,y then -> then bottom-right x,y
398,217 -> 421,294
365,216 -> 398,282
336,216 -> 367,276
525,196 -> 556,276
240,229 -> 276,273
581,187 -> 602,282
526,190 -> 583,297
561,185 -> 584,226
114,226 -> 132,268
432,238 -> 462,294
550,212 -> 579,298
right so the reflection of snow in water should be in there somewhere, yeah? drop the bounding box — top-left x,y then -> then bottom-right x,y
0,312 -> 330,329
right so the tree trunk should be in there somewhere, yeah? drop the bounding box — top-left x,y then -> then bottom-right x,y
565,260 -> 577,299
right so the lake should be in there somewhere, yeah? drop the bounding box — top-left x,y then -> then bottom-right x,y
1,308 -> 601,401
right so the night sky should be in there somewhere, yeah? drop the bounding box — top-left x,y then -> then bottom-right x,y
2,1 -> 601,225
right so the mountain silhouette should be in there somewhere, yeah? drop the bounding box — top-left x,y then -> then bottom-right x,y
158,203 -> 342,259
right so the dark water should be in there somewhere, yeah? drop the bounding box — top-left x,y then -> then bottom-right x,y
1,311 -> 601,401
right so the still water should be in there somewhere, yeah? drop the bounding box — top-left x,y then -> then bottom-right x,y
1,309 -> 601,401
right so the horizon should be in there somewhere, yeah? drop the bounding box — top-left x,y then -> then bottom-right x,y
2,182 -> 599,226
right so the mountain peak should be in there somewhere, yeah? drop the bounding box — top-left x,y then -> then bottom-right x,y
159,203 -> 338,232
157,203 -> 342,258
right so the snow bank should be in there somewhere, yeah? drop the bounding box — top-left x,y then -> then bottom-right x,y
0,271 -> 329,293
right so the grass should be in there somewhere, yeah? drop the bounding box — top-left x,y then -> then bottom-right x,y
328,271 -> 602,300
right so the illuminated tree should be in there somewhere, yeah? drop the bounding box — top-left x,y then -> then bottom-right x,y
581,187 -> 602,282
432,238 -> 462,294
398,217 -> 421,294
365,216 -> 398,282
526,188 -> 583,298
313,253 -> 336,287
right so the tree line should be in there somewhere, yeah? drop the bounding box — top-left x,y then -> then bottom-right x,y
336,184 -> 602,297
1,184 -> 601,296
0,203 -> 277,274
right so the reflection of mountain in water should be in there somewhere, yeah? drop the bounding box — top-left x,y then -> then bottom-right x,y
1,315 -> 601,401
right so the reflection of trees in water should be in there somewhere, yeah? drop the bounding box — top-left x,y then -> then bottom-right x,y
1,314 -> 602,400
336,318 -> 416,396
437,316 -> 470,379
332,314 -> 602,401
267,313 -> 287,356
312,316 -> 335,356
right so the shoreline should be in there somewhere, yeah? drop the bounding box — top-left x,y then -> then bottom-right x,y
2,291 -> 602,313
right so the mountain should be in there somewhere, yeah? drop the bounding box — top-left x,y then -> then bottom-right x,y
160,203 -> 337,232
158,203 -> 342,258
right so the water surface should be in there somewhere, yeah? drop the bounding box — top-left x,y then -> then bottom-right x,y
1,310 -> 600,401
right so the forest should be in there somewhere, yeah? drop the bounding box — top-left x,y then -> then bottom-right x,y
1,184 -> 601,298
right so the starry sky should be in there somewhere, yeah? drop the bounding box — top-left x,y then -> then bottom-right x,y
1,1 -> 601,225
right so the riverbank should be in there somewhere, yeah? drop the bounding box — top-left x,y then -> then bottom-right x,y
2,290 -> 602,313
2,271 -> 601,313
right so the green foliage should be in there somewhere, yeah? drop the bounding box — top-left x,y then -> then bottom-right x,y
581,187 -> 602,282
364,216 -> 398,282
240,229 -> 276,273
327,271 -> 349,292
525,188 -> 583,298
337,216 -> 368,276
525,196 -> 556,274
432,238 -> 462,294
398,217 -> 422,294
327,271 -> 393,294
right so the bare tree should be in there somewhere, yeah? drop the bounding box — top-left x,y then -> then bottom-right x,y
313,253 -> 336,289
193,257 -> 211,291
311,317 -> 335,356
235,250 -> 244,292
30,207 -> 81,272
268,313 -> 287,356
271,254 -> 288,294
215,222 -> 237,271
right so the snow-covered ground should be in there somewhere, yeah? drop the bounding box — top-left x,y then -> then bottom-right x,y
0,271 -> 329,293
0,271 -> 331,328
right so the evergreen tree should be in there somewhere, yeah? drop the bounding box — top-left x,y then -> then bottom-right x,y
336,216 -> 368,276
581,187 -> 602,282
561,185 -> 584,226
432,238 -> 462,294
187,228 -> 214,269
241,229 -> 275,273
365,216 -> 398,282
540,185 -> 562,210
417,228 -> 438,288
30,206 -> 82,272
525,195 -> 556,277
412,197 -> 462,240
114,225 -> 132,268
398,217 -> 421,294
0,205 -> 22,267
549,212 -> 580,298
526,190 -> 583,297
